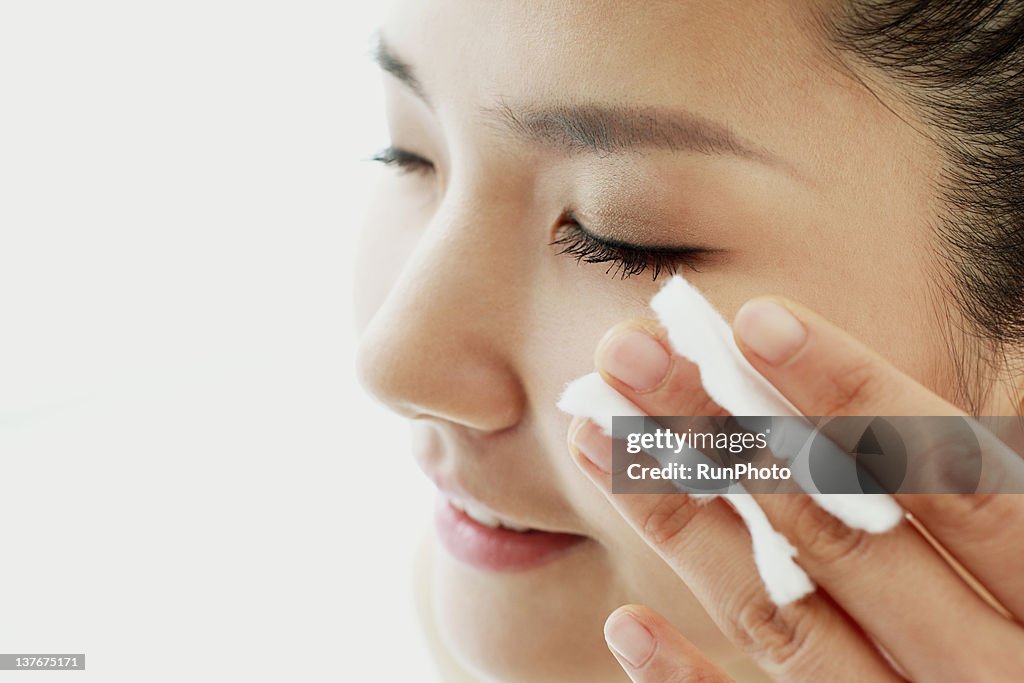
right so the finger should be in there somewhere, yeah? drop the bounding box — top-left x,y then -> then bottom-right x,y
752,492 -> 1024,681
898,493 -> 1024,618
733,297 -> 1024,618
569,419 -> 904,682
594,319 -> 729,418
604,605 -> 734,683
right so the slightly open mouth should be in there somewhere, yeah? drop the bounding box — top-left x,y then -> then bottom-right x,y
433,495 -> 587,572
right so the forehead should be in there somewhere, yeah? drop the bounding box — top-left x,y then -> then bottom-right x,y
380,0 -> 892,181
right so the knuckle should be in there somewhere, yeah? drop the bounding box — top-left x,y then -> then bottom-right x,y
792,496 -> 872,566
662,668 -> 725,683
911,434 -> 984,493
662,362 -> 728,417
821,358 -> 879,415
949,492 -> 1000,516
732,599 -> 813,670
639,496 -> 703,549
915,493 -> 1001,533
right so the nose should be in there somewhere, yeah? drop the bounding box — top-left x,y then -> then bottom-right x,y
355,204 -> 528,433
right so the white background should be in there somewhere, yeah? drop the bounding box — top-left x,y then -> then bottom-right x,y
0,2 -> 439,681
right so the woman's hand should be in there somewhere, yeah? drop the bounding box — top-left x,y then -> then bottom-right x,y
567,297 -> 1024,681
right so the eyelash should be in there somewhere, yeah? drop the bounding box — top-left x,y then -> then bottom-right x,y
371,146 -> 436,175
550,214 -> 709,280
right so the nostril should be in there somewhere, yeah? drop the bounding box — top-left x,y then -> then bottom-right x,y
353,317 -> 527,431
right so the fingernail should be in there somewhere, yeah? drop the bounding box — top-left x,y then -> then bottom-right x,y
605,610 -> 655,668
597,329 -> 671,393
734,299 -> 807,366
571,419 -> 613,474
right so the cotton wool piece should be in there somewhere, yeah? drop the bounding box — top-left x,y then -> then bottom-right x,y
557,275 -> 905,606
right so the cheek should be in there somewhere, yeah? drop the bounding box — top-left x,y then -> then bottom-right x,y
789,262 -> 952,397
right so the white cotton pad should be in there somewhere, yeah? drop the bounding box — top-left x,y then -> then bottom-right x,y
806,493 -> 902,534
557,372 -> 646,436
651,276 -> 904,534
650,275 -> 799,417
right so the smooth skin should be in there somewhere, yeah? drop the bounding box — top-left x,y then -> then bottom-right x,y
355,1 -> 1024,680
570,298 -> 1024,681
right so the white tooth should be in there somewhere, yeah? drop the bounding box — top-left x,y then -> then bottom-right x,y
449,498 -> 466,512
501,521 -> 531,532
463,501 -> 501,528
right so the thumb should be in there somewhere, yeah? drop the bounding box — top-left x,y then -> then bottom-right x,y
604,605 -> 734,683
732,297 -> 962,417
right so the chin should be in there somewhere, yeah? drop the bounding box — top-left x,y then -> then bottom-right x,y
431,543 -> 626,683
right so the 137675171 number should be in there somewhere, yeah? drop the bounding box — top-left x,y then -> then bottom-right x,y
0,654 -> 85,670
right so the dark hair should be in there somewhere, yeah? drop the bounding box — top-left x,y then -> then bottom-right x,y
824,1 -> 1024,405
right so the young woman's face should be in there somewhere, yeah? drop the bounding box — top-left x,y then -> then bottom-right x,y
354,1 -> 992,681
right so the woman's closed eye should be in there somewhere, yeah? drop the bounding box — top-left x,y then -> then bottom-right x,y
551,213 -> 713,281
371,145 -> 436,175
370,147 -> 713,281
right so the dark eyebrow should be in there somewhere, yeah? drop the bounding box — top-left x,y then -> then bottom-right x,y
371,34 -> 796,176
371,34 -> 429,104
488,100 -> 791,171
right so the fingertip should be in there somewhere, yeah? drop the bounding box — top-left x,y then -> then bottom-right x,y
595,318 -> 667,354
566,415 -> 587,452
604,606 -> 657,669
570,418 -> 614,475
733,297 -> 808,368
604,605 -> 733,682
595,320 -> 673,394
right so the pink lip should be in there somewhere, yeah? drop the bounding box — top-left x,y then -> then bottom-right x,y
434,496 -> 587,572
